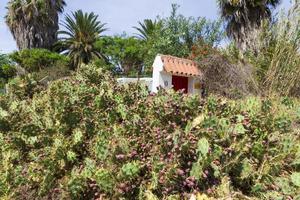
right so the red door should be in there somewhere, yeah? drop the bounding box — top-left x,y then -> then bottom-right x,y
172,76 -> 188,93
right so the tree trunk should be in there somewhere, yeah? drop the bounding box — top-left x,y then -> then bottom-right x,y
6,0 -> 61,50
225,3 -> 271,54
234,26 -> 262,54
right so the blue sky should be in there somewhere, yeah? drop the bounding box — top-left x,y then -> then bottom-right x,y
0,0 -> 292,53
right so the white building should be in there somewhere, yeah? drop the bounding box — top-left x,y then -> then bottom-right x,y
151,54 -> 203,95
117,54 -> 203,95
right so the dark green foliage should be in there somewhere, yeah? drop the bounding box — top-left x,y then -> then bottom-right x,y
0,64 -> 16,80
0,54 -> 16,88
9,49 -> 69,72
0,65 -> 299,199
0,54 -> 11,67
141,4 -> 224,67
95,36 -> 145,76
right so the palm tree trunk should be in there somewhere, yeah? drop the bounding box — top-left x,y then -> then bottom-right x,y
235,26 -> 262,54
6,0 -> 63,50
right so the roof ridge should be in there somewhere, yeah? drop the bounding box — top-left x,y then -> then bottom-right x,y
160,54 -> 197,64
159,54 -> 202,77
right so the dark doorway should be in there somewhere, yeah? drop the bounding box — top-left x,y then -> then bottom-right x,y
172,75 -> 188,93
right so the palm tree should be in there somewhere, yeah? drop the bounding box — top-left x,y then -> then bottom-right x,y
6,0 -> 66,50
133,19 -> 162,41
57,10 -> 107,69
218,0 -> 281,53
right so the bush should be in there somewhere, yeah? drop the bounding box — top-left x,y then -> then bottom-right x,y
0,54 -> 16,89
5,65 -> 72,101
0,65 -> 299,199
5,49 -> 72,97
0,64 -> 16,79
0,64 -> 16,89
9,49 -> 69,72
0,54 -> 11,67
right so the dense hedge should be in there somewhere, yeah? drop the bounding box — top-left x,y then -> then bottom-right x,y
0,65 -> 299,199
9,49 -> 69,73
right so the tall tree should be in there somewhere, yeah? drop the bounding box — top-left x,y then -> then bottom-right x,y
95,36 -> 145,75
141,4 -> 223,67
218,0 -> 281,53
6,0 -> 66,50
57,10 -> 107,69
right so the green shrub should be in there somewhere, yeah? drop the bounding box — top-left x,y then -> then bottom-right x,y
0,54 -> 11,67
0,65 -> 299,199
9,49 -> 69,72
4,49 -> 72,99
0,54 -> 16,89
0,64 -> 16,80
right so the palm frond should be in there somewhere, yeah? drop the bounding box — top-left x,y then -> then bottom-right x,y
133,19 -> 162,40
57,10 -> 107,69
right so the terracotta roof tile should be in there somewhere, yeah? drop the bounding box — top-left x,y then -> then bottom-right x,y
161,55 -> 202,77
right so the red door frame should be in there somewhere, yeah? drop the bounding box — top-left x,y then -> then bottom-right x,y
172,75 -> 188,93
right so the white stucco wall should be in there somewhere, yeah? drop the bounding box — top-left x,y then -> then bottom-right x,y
159,71 -> 172,90
152,55 -> 172,93
117,78 -> 153,91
